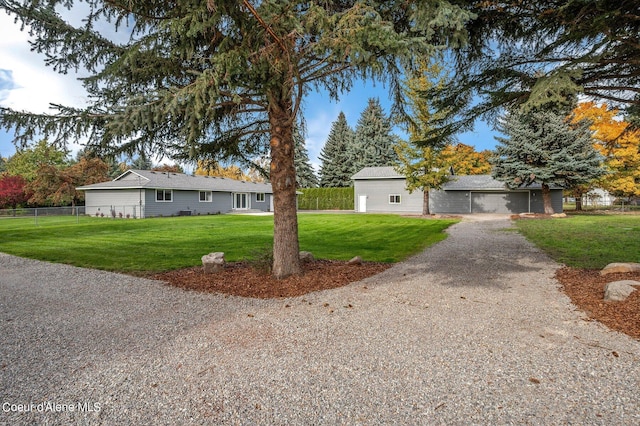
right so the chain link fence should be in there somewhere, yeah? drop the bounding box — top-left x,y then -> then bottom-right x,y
0,205 -> 144,225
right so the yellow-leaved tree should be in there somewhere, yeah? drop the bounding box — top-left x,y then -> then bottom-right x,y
439,143 -> 492,175
572,102 -> 640,205
195,160 -> 252,181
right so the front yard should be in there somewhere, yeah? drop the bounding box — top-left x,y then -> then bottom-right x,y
0,213 -> 457,273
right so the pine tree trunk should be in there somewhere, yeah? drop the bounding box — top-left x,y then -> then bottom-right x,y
541,183 -> 554,214
423,189 -> 430,215
268,94 -> 302,279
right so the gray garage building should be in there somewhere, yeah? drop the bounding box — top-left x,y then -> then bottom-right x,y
352,166 -> 563,214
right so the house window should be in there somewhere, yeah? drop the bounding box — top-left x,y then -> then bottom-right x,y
389,194 -> 401,204
199,191 -> 212,202
256,193 -> 265,202
156,189 -> 172,202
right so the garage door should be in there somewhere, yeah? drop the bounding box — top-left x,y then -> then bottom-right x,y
471,192 -> 529,214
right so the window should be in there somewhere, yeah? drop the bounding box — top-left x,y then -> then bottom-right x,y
199,191 -> 212,202
256,193 -> 265,202
156,189 -> 172,202
389,194 -> 401,204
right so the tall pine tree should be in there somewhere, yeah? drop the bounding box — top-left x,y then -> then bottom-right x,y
319,112 -> 354,187
0,1 -> 472,278
492,107 -> 606,213
349,98 -> 399,175
293,126 -> 318,188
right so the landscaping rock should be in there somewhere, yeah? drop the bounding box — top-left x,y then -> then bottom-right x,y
601,262 -> 640,275
299,251 -> 314,263
604,280 -> 640,302
347,256 -> 363,266
202,252 -> 225,273
551,213 -> 567,218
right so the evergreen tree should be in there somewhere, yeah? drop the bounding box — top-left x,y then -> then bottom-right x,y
0,1 -> 472,278
492,107 -> 606,214
350,98 -> 399,175
293,127 -> 318,188
131,155 -> 153,170
319,112 -> 354,187
428,0 -> 640,146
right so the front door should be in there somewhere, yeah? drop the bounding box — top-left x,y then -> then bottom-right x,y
234,193 -> 249,210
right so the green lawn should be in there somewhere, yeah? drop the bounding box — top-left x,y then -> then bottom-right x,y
515,214 -> 640,269
0,214 -> 457,273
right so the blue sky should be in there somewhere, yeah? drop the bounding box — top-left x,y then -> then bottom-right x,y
0,11 -> 500,172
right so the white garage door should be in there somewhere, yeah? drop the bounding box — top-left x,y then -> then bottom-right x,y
471,192 -> 529,214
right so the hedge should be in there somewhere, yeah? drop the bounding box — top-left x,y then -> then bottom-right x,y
297,187 -> 354,210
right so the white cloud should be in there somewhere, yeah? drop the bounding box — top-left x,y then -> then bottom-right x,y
0,14 -> 89,114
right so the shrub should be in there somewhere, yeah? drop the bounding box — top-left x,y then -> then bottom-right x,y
243,244 -> 273,273
297,187 -> 354,210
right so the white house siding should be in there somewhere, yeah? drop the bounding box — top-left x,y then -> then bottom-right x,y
354,179 -> 423,213
85,190 -> 144,218
582,188 -> 613,206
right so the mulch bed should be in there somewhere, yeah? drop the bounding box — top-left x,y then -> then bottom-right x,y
154,261 -> 640,341
153,260 -> 391,299
555,268 -> 640,340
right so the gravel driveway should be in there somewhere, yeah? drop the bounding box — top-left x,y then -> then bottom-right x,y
1,217 -> 639,425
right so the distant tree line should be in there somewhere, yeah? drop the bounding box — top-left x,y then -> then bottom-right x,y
0,141 -> 184,210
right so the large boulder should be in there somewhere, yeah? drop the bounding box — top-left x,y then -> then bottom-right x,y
604,280 -> 640,302
202,252 -> 225,273
601,262 -> 640,275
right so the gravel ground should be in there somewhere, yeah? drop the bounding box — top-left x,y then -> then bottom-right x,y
1,217 -> 639,425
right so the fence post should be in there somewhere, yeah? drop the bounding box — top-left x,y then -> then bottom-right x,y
35,208 -> 38,226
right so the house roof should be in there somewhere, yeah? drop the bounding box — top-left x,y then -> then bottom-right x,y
351,166 -> 404,180
441,175 -> 559,190
77,169 -> 273,193
441,175 -> 509,190
352,166 -> 559,190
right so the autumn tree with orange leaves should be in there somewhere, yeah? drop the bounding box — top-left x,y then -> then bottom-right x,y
28,157 -> 110,210
439,143 -> 492,175
572,102 -> 640,204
